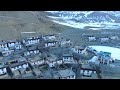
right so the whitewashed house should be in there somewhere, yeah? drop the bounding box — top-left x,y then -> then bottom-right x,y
60,39 -> 71,47
88,36 -> 96,41
8,57 -> 29,72
23,49 -> 40,56
97,51 -> 112,65
0,50 -> 14,57
7,40 -> 22,50
62,53 -> 74,64
0,65 -> 10,79
0,42 -> 9,51
110,36 -> 119,40
53,68 -> 75,79
22,37 -> 40,46
46,54 -> 62,68
80,64 -> 97,77
43,34 -> 56,40
100,37 -> 109,42
71,46 -> 85,54
45,41 -> 58,47
28,56 -> 45,67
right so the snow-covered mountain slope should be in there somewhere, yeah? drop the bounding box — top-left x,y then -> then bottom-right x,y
46,11 -> 120,30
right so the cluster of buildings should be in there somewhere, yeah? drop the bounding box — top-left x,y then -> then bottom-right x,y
84,35 -> 119,42
0,32 -> 118,79
0,34 -> 79,79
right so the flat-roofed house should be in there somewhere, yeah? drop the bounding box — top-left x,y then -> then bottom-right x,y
88,36 -> 96,41
80,64 -> 97,78
97,51 -> 112,65
62,53 -> 74,64
100,37 -> 109,42
45,40 -> 58,47
71,46 -> 85,54
23,49 -> 40,57
7,40 -> 22,50
0,50 -> 14,57
53,68 -> 75,79
0,65 -> 10,79
46,54 -> 62,68
22,37 -> 40,46
7,57 -> 29,72
43,34 -> 56,41
110,35 -> 119,40
28,56 -> 45,68
0,42 -> 9,51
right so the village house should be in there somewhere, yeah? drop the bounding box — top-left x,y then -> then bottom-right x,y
7,40 -> 22,50
100,37 -> 109,42
42,34 -> 56,41
80,64 -> 97,78
32,68 -> 42,78
0,64 -> 10,79
23,49 -> 40,57
85,46 -> 98,55
27,56 -> 45,68
71,46 -> 85,54
12,67 -> 34,79
46,54 -> 62,68
7,56 -> 29,72
110,35 -> 119,40
0,41 -> 9,51
97,51 -> 112,65
45,40 -> 58,47
53,68 -> 75,79
59,39 -> 72,47
62,53 -> 74,64
22,36 -> 40,46
21,67 -> 34,79
12,69 -> 22,79
88,36 -> 96,41
0,50 -> 14,57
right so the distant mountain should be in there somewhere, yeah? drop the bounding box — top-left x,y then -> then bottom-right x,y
46,11 -> 120,30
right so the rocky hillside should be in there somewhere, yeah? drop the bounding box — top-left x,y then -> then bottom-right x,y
0,11 -> 68,41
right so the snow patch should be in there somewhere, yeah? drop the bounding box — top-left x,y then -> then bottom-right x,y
88,46 -> 120,60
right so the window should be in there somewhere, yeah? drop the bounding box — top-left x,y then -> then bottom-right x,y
72,75 -> 74,78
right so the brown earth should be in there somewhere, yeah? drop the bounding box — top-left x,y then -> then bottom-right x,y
0,11 -> 70,41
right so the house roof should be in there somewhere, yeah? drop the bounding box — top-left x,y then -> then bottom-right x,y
74,46 -> 85,50
0,42 -> 7,45
45,40 -> 57,43
58,69 -> 75,77
24,37 -> 40,41
28,56 -> 42,62
103,56 -> 111,61
47,54 -> 58,61
97,51 -> 111,57
81,64 -> 96,71
0,64 -> 8,69
44,34 -> 56,37
10,61 -> 28,68
63,53 -> 73,57
89,56 -> 98,62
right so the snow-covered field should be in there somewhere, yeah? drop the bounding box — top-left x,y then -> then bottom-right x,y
48,16 -> 120,30
88,46 -> 120,60
47,11 -> 120,30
